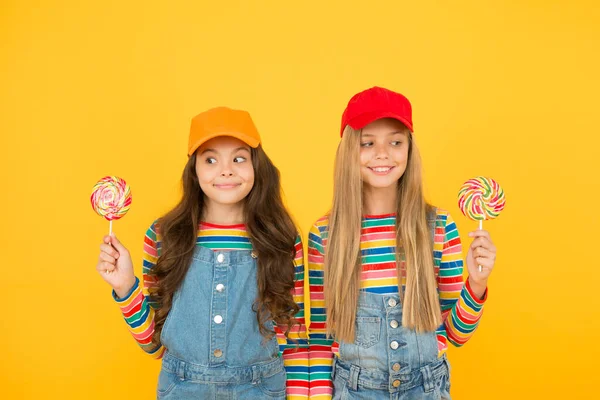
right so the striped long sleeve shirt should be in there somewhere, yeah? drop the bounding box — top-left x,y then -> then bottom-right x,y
308,210 -> 487,399
113,221 -> 310,398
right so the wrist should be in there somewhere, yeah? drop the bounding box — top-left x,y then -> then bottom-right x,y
114,277 -> 137,299
467,276 -> 487,300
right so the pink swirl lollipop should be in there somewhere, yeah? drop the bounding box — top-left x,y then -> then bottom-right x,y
458,177 -> 505,222
458,176 -> 505,271
91,176 -> 132,234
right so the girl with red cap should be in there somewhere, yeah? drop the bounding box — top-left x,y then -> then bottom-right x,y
95,107 -> 309,399
308,88 -> 497,399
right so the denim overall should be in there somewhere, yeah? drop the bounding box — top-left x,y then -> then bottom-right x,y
156,246 -> 286,399
332,211 -> 452,400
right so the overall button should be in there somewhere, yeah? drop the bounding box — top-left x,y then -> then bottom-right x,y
392,363 -> 401,372
388,298 -> 397,307
214,349 -> 223,357
390,320 -> 399,329
390,341 -> 399,350
216,253 -> 225,263
215,283 -> 225,292
214,315 -> 223,324
392,379 -> 401,388
251,251 -> 257,259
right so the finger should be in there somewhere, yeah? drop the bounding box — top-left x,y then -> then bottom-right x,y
97,261 -> 116,273
100,243 -> 119,259
470,237 -> 496,253
103,235 -> 111,245
474,265 -> 492,273
468,230 -> 491,240
478,235 -> 496,252
473,246 -> 495,260
475,257 -> 494,269
110,234 -> 128,254
99,252 -> 116,264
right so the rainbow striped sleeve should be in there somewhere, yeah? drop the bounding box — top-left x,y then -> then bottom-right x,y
307,218 -> 334,399
112,222 -> 164,359
275,235 -> 309,399
436,212 -> 487,348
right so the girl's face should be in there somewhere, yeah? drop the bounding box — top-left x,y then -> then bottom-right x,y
359,118 -> 410,190
195,136 -> 255,207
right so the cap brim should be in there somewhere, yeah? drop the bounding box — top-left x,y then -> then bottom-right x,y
345,111 -> 413,135
188,132 -> 260,156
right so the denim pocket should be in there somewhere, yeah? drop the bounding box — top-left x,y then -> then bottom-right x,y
441,358 -> 451,393
160,290 -> 181,345
156,369 -> 181,398
332,371 -> 349,400
354,317 -> 381,348
257,368 -> 286,398
432,359 -> 451,399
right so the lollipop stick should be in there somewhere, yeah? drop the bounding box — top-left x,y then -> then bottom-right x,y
104,220 -> 115,274
478,219 -> 483,272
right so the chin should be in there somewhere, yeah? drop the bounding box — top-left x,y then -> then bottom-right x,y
217,196 -> 246,205
203,190 -> 243,204
364,176 -> 401,189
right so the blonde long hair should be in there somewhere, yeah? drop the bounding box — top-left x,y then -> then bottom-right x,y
324,126 -> 441,342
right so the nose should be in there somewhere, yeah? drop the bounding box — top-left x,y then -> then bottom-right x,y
220,160 -> 234,177
374,142 -> 389,160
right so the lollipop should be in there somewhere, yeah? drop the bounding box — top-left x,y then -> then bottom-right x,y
91,176 -> 132,235
458,176 -> 505,271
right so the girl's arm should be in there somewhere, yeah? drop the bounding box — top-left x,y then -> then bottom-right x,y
112,222 -> 164,359
435,211 -> 487,352
277,235 -> 310,399
307,220 -> 334,400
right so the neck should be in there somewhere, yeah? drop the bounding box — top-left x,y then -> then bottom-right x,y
202,198 -> 245,225
363,184 -> 398,216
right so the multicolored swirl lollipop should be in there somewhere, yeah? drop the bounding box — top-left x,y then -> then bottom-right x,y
458,176 -> 505,271
91,176 -> 132,235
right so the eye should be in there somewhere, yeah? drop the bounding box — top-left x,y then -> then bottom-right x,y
233,156 -> 247,163
205,157 -> 217,164
360,142 -> 373,148
391,141 -> 402,146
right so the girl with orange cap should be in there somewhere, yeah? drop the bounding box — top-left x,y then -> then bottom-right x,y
96,107 -> 309,399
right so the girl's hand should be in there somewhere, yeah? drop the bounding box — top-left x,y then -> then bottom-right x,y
466,230 -> 496,298
96,234 -> 136,298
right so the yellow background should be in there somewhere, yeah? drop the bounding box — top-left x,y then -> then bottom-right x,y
2,0 -> 598,398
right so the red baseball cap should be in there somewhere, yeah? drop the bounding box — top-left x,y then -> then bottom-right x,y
340,86 -> 413,136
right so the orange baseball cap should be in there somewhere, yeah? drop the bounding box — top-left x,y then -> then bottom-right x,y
187,107 -> 261,156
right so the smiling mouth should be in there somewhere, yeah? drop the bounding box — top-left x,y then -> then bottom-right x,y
213,183 -> 241,189
368,166 -> 395,175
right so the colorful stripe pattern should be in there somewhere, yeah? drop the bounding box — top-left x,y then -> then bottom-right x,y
113,221 -> 309,398
307,210 -> 487,398
458,176 -> 506,221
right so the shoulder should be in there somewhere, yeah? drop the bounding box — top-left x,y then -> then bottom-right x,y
143,219 -> 166,252
294,232 -> 303,247
144,219 -> 160,241
433,208 -> 449,224
432,208 -> 462,243
436,209 -> 458,227
309,214 -> 330,239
